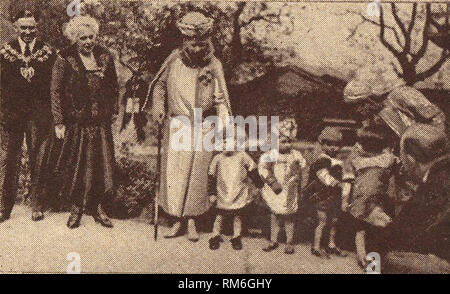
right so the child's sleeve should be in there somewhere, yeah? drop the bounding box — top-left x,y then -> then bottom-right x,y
243,152 -> 257,171
208,155 -> 220,196
315,157 -> 340,187
244,153 -> 264,188
258,151 -> 273,180
258,151 -> 283,194
341,156 -> 355,208
208,154 -> 220,176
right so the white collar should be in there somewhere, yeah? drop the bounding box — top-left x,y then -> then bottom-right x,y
18,37 -> 36,54
79,52 -> 99,70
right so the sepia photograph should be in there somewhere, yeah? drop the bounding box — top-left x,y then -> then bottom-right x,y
0,0 -> 448,276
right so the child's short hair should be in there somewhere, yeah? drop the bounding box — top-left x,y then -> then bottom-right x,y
279,118 -> 298,143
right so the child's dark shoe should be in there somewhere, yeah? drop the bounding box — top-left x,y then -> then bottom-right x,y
284,244 -> 295,255
209,235 -> 223,250
311,248 -> 330,259
325,246 -> 347,257
230,236 -> 243,250
262,242 -> 279,252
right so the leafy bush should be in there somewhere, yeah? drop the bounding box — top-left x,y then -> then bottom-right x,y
107,146 -> 157,219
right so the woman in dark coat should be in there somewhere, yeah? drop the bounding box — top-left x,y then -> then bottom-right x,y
49,16 -> 119,228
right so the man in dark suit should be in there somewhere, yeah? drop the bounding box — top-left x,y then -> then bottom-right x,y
0,10 -> 56,222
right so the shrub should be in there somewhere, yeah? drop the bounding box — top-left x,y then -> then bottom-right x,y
107,148 -> 157,219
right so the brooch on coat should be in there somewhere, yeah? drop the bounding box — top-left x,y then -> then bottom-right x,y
198,70 -> 214,86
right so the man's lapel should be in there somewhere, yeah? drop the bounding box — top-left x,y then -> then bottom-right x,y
32,40 -> 44,54
9,38 -> 21,53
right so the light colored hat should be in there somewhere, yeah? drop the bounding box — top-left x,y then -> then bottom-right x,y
318,127 -> 343,146
344,63 -> 405,103
177,12 -> 213,38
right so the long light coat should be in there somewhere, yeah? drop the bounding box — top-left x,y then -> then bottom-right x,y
144,49 -> 231,217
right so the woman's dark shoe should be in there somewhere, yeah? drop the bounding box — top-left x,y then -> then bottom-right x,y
230,236 -> 243,250
31,211 -> 44,222
262,242 -> 279,252
325,246 -> 347,257
209,235 -> 224,250
311,248 -> 330,259
93,213 -> 113,228
67,213 -> 82,229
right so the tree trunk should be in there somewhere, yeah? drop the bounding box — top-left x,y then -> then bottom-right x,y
230,2 -> 246,68
400,60 -> 418,86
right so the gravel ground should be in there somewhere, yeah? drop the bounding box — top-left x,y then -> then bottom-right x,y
0,206 -> 363,274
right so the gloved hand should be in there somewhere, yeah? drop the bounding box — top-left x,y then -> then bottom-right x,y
55,124 -> 65,139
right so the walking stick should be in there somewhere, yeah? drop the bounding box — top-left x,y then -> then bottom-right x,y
154,122 -> 163,241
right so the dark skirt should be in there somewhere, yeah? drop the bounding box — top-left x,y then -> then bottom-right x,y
36,123 -> 117,214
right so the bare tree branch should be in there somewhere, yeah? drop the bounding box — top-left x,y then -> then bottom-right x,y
345,9 -> 402,46
391,3 -> 408,39
346,3 -> 447,85
240,11 -> 282,27
380,4 -> 403,58
411,3 -> 431,64
407,3 -> 418,33
346,19 -> 365,41
391,3 -> 413,53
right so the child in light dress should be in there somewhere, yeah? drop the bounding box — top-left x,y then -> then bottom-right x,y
258,119 -> 307,254
207,136 -> 264,250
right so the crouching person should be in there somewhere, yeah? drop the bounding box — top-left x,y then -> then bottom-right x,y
259,119 -> 307,254
384,124 -> 449,272
308,127 -> 347,259
207,136 -> 264,250
342,127 -> 398,268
